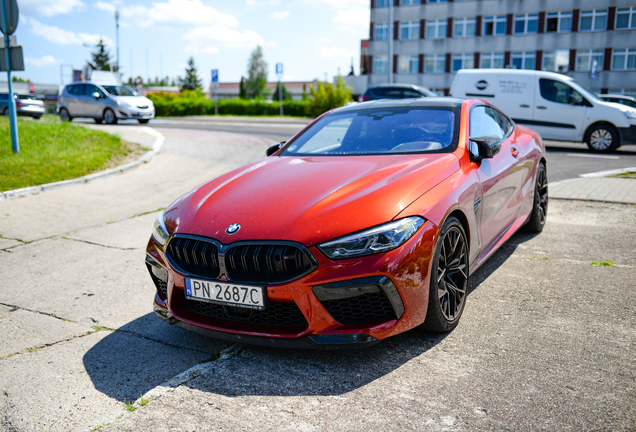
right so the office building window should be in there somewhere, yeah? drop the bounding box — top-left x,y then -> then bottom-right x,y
483,16 -> 506,36
454,17 -> 476,37
580,9 -> 608,31
576,49 -> 604,71
425,54 -> 446,74
481,52 -> 504,68
514,13 -> 539,34
511,51 -> 536,70
375,0 -> 390,7
398,55 -> 420,74
401,0 -> 421,5
546,11 -> 572,32
400,21 -> 420,40
612,48 -> 636,70
452,53 -> 474,72
616,7 -> 636,29
542,50 -> 570,71
373,56 -> 388,74
427,0 -> 448,3
375,22 -> 390,41
426,19 -> 447,39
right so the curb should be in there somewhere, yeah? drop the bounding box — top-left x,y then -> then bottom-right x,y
0,127 -> 164,202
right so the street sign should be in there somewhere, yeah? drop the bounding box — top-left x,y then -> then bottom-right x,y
0,0 -> 18,35
211,69 -> 218,82
276,62 -> 283,76
0,45 -> 23,71
591,59 -> 598,80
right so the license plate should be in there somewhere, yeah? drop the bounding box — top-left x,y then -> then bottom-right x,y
184,278 -> 266,310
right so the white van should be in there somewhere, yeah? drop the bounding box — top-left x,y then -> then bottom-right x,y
450,69 -> 636,152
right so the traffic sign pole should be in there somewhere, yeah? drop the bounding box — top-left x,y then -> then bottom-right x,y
211,69 -> 219,116
276,63 -> 283,116
1,0 -> 18,153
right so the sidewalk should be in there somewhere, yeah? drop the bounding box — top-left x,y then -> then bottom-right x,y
550,167 -> 636,204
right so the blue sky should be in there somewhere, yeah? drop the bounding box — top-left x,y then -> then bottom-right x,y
15,0 -> 370,85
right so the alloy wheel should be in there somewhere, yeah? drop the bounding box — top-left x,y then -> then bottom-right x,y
436,226 -> 468,322
589,129 -> 613,150
105,109 -> 115,124
535,164 -> 548,225
59,109 -> 69,121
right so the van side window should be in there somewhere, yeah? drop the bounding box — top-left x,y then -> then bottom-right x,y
539,79 -> 586,106
470,106 -> 505,139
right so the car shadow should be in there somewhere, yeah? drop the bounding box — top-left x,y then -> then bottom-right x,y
83,231 -> 536,400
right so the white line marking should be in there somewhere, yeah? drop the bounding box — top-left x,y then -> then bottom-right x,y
566,153 -> 620,160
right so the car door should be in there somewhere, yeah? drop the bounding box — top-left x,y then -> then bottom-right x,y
83,84 -> 105,118
65,84 -> 85,117
470,105 -> 524,252
531,78 -> 588,140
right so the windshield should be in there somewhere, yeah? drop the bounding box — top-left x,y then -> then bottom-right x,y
568,80 -> 601,102
282,107 -> 458,156
102,85 -> 137,96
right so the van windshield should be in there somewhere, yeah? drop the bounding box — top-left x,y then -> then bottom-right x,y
569,80 -> 601,102
102,86 -> 137,96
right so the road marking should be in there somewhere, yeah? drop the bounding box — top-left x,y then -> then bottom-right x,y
153,119 -> 306,129
566,153 -> 620,160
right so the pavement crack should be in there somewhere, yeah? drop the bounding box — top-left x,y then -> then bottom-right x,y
0,302 -> 77,324
0,235 -> 27,244
61,237 -> 138,251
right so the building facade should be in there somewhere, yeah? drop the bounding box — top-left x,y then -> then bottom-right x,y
365,0 -> 636,96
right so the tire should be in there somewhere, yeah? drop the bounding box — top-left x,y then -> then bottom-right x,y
59,108 -> 71,122
94,118 -> 104,124
421,216 -> 469,332
138,119 -> 150,124
33,115 -> 41,120
104,108 -> 118,125
524,162 -> 548,233
585,124 -> 620,153
2,108 -> 7,116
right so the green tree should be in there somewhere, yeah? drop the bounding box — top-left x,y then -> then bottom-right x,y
87,38 -> 117,71
272,82 -> 291,101
178,56 -> 203,92
308,76 -> 353,118
239,77 -> 247,99
244,45 -> 268,99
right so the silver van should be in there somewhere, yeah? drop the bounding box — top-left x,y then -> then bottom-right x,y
56,82 -> 155,124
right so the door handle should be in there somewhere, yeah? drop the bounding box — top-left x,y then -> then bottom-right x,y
537,106 -> 547,110
520,104 -> 530,108
511,147 -> 520,158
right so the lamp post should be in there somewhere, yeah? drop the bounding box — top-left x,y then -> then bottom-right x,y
388,0 -> 393,84
115,10 -> 119,72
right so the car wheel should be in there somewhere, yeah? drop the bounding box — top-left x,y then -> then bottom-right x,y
104,108 -> 117,125
94,118 -> 104,124
422,216 -> 469,332
585,124 -> 620,153
138,119 -> 150,124
33,115 -> 41,120
59,108 -> 71,122
2,108 -> 7,116
524,161 -> 548,233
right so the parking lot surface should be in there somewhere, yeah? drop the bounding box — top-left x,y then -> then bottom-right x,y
1,126 -> 634,431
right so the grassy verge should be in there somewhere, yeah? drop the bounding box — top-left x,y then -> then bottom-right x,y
0,118 -> 142,191
611,171 -> 636,179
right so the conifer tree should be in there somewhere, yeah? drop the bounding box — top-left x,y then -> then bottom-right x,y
178,57 -> 203,91
87,39 -> 117,71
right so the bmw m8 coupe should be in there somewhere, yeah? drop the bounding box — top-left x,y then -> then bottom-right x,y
145,98 -> 547,349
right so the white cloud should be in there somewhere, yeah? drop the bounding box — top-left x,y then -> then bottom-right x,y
184,26 -> 275,49
309,0 -> 370,31
246,0 -> 279,5
25,55 -> 62,67
269,11 -> 290,20
310,0 -> 368,9
21,0 -> 85,17
333,8 -> 369,29
29,18 -> 113,46
95,0 -> 239,28
185,45 -> 220,54
320,47 -> 356,58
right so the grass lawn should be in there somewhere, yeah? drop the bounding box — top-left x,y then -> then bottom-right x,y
0,118 -> 141,191
612,171 -> 636,179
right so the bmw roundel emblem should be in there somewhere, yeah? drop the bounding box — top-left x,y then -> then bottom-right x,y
226,223 -> 241,235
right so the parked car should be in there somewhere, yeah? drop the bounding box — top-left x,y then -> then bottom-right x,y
56,82 -> 155,124
146,97 -> 547,349
0,93 -> 45,119
598,94 -> 636,109
359,83 -> 437,102
451,69 -> 636,153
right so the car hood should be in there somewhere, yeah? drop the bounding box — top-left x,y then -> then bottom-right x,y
112,95 -> 153,106
164,153 -> 460,246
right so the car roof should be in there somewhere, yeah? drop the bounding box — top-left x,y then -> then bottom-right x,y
336,97 -> 465,112
600,94 -> 636,100
455,68 -> 575,82
368,83 -> 431,90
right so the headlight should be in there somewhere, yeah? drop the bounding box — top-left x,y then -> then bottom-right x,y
622,110 -> 636,119
152,212 -> 169,246
318,216 -> 425,259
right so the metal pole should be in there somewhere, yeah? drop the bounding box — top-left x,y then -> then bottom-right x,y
279,80 -> 283,116
388,0 -> 393,84
214,87 -> 218,115
1,0 -> 18,153
115,10 -> 119,72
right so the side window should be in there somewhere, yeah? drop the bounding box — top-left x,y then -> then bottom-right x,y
403,89 -> 424,98
66,85 -> 77,95
86,84 -> 105,97
539,78 -> 585,105
73,84 -> 87,96
493,109 -> 513,136
373,88 -> 404,99
470,106 -> 504,139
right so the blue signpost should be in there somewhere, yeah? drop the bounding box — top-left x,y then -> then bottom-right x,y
211,69 -> 219,115
276,63 -> 283,116
1,0 -> 20,153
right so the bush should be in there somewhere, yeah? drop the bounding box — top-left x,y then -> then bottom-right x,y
308,76 -> 353,118
148,95 -> 311,117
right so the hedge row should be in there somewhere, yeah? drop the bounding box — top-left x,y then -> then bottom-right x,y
148,96 -> 312,117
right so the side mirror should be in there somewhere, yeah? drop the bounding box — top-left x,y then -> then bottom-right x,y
91,92 -> 101,99
469,135 -> 501,160
266,141 -> 286,156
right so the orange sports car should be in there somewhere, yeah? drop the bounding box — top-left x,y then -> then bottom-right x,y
146,98 -> 547,349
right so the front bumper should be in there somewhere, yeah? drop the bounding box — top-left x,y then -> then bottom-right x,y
117,106 -> 155,119
618,125 -> 636,145
17,106 -> 45,116
146,221 -> 438,348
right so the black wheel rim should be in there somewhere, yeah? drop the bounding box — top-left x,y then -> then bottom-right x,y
536,164 -> 548,225
60,110 -> 68,120
105,110 -> 114,123
436,226 -> 468,322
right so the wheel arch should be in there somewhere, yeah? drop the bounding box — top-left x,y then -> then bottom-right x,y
584,121 -> 621,145
446,209 -> 470,253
